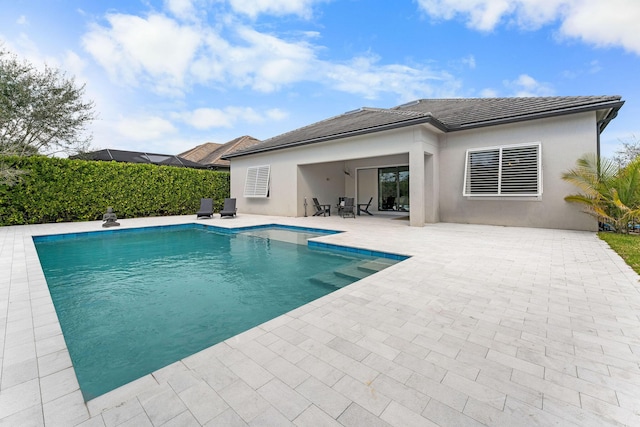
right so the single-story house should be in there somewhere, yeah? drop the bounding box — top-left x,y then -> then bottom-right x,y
73,149 -> 206,169
223,96 -> 624,230
179,135 -> 261,171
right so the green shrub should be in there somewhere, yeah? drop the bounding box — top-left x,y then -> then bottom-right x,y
0,155 -> 230,225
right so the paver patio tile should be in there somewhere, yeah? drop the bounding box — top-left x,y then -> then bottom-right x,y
541,396 -> 620,427
422,398 -> 484,427
380,401 -> 438,427
117,412 -> 153,427
264,355 -> 310,388
296,354 -> 344,386
326,353 -> 380,384
332,375 -> 391,416
205,408 -> 248,426
161,410 -> 200,427
442,372 -> 506,410
257,378 -> 311,420
0,378 -> 40,419
40,366 -> 80,404
0,403 -> 43,427
545,367 -> 619,404
42,390 -> 89,426
218,380 -> 271,423
100,397 -> 144,427
227,356 -> 274,389
370,374 -> 429,414
361,353 -> 412,384
178,381 -> 229,425
579,393 -> 640,426
486,349 -> 545,378
295,377 -> 351,418
271,325 -> 311,346
37,348 -> 73,378
510,369 -> 581,407
474,371 -> 543,409
293,404 -> 342,427
337,403 -> 391,427
393,351 -> 446,382
327,336 -> 370,361
231,339 -> 279,366
247,406 -> 294,426
138,383 -> 187,426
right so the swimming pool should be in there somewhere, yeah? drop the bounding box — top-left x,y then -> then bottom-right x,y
34,224 -> 406,400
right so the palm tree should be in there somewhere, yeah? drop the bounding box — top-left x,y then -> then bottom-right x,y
563,154 -> 640,232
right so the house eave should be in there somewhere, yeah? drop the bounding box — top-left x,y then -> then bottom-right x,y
449,100 -> 625,132
222,115 -> 447,159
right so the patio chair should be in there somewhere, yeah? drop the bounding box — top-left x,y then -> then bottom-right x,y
312,197 -> 331,216
196,198 -> 213,219
357,197 -> 373,216
220,198 -> 237,218
341,197 -> 355,218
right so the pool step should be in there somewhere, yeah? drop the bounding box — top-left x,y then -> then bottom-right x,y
357,258 -> 397,274
334,262 -> 371,281
309,272 -> 353,289
309,258 -> 397,290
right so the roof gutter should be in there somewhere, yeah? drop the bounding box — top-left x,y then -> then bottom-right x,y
595,102 -> 623,159
223,115 -> 447,159
450,100 -> 625,132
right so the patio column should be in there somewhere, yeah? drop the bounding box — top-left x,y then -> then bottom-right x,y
409,144 -> 426,227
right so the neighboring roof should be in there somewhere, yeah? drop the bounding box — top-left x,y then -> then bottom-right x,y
224,96 -> 624,159
73,149 -> 206,169
178,142 -> 223,163
181,135 -> 261,168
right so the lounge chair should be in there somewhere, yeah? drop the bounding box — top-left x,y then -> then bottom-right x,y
312,198 -> 331,216
220,198 -> 237,218
196,198 -> 213,219
341,197 -> 355,218
357,197 -> 373,216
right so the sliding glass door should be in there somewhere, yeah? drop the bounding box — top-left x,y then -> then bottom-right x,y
378,166 -> 409,211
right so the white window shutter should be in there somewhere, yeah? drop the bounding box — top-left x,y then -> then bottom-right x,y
464,143 -> 541,197
244,165 -> 270,197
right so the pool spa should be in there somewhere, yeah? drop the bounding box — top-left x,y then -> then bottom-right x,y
33,223 -> 407,400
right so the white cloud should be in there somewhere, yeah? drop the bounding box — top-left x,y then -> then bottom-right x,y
323,55 -> 460,100
80,5 -> 461,106
416,0 -> 640,55
82,13 -> 201,94
16,15 -> 28,25
116,115 -> 177,141
229,0 -> 323,19
177,106 -> 288,129
165,0 -> 196,20
503,74 -> 554,97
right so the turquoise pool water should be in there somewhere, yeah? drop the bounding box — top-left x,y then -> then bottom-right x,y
34,224 -> 404,400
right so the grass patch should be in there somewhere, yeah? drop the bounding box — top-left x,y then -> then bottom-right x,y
598,232 -> 640,274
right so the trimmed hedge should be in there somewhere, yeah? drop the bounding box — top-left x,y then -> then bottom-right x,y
0,156 -> 230,225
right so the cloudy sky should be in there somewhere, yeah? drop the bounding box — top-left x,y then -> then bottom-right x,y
1,0 -> 639,157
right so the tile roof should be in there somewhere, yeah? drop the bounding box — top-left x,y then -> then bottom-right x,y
224,96 -> 623,159
178,142 -> 223,163
180,136 -> 261,168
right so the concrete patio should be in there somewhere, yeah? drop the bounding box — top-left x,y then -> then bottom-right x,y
1,214 -> 639,426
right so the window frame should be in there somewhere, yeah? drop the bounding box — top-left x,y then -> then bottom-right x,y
244,165 -> 271,198
463,142 -> 542,198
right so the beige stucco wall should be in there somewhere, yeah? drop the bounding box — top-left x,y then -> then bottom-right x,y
438,112 -> 598,230
230,112 -> 599,230
230,128 -> 424,217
